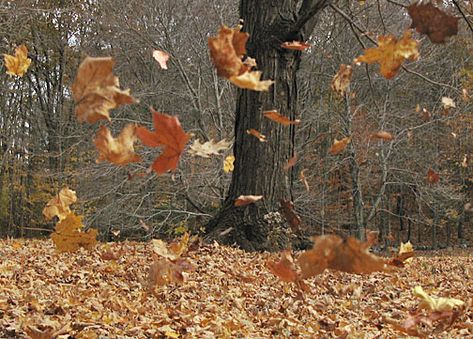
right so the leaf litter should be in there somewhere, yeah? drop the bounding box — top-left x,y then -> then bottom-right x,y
0,239 -> 471,337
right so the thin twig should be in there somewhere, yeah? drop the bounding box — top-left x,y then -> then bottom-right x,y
452,0 -> 473,35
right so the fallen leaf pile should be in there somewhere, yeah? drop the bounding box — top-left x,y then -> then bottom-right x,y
1,239 -> 471,337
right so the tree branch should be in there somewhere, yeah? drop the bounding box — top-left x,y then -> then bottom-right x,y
293,0 -> 332,38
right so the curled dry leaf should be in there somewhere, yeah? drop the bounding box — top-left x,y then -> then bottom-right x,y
297,235 -> 389,279
50,213 -> 98,253
136,108 -> 190,174
223,155 -> 235,173
188,138 -> 232,158
284,154 -> 298,171
229,71 -> 274,91
43,187 -> 77,221
281,41 -> 311,51
408,3 -> 459,43
331,64 -> 353,96
279,199 -> 301,232
354,30 -> 419,79
152,50 -> 170,69
234,195 -> 263,206
246,129 -> 267,142
3,44 -> 31,77
263,110 -> 300,126
94,124 -> 141,165
266,250 -> 298,283
441,97 -> 455,109
427,168 -> 440,184
329,137 -> 351,155
300,169 -> 310,192
371,131 -> 394,141
72,57 -> 136,123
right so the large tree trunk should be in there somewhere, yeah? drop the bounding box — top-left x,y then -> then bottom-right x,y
206,0 -> 330,251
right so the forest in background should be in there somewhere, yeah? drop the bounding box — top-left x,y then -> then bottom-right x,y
1,0 -> 473,250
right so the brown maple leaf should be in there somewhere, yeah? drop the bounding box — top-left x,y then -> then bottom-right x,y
72,56 -> 137,123
408,3 -> 459,43
136,108 -> 190,174
329,137 -> 351,155
94,124 -> 141,165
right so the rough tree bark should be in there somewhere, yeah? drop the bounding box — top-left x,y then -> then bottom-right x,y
206,0 -> 331,251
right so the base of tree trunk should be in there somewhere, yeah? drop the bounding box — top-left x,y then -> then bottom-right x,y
205,201 -> 313,252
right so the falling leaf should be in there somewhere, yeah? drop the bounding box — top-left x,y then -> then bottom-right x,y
331,64 -> 353,96
50,213 -> 98,252
279,199 -> 301,231
234,195 -> 263,206
413,286 -> 464,312
147,258 -> 191,288
354,30 -> 419,79
300,169 -> 310,191
284,154 -> 298,171
427,168 -> 440,184
387,241 -> 415,267
371,131 -> 394,141
462,154 -> 468,168
298,235 -> 389,279
400,241 -> 413,255
246,129 -> 267,142
136,108 -> 190,174
229,71 -> 274,91
223,155 -> 235,173
441,97 -> 455,109
94,124 -> 141,165
329,137 -> 351,155
263,110 -> 300,126
266,251 -> 299,283
188,139 -> 232,158
281,41 -> 311,51
152,50 -> 170,69
3,44 -> 31,77
72,57 -> 136,123
153,232 -> 190,260
43,187 -> 77,221
408,3 -> 459,43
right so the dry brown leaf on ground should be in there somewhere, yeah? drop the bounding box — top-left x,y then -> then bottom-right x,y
331,64 -> 353,96
263,110 -> 300,126
72,56 -> 137,123
3,44 -> 31,77
43,187 -> 77,221
234,195 -> 263,206
354,30 -> 419,79
298,235 -> 390,279
152,50 -> 170,69
50,213 -> 98,252
329,137 -> 351,155
94,124 -> 141,165
188,139 -> 232,158
408,3 -> 458,43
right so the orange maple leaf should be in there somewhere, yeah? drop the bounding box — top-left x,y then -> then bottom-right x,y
72,56 -> 137,123
329,137 -> 351,155
354,30 -> 419,79
94,124 -> 141,165
136,108 -> 190,174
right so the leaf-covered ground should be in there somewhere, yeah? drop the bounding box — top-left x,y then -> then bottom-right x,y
1,239 -> 472,338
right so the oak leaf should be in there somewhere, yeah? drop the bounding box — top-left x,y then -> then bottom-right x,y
94,124 -> 141,165
281,41 -> 310,51
331,64 -> 353,96
246,129 -> 267,142
408,3 -> 458,43
3,44 -> 31,77
234,195 -> 263,206
43,187 -> 77,221
153,50 -> 170,69
354,30 -> 419,79
329,137 -> 351,155
298,235 -> 389,279
72,56 -> 136,123
223,155 -> 235,173
263,110 -> 300,126
136,108 -> 190,174
188,138 -> 232,158
51,213 -> 98,252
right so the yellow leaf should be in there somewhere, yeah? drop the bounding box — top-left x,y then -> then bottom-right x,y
331,64 -> 353,96
229,71 -> 274,91
188,139 -> 232,158
413,286 -> 464,312
223,155 -> 235,173
43,187 -> 77,221
3,44 -> 31,77
51,213 -> 98,252
354,30 -> 419,79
